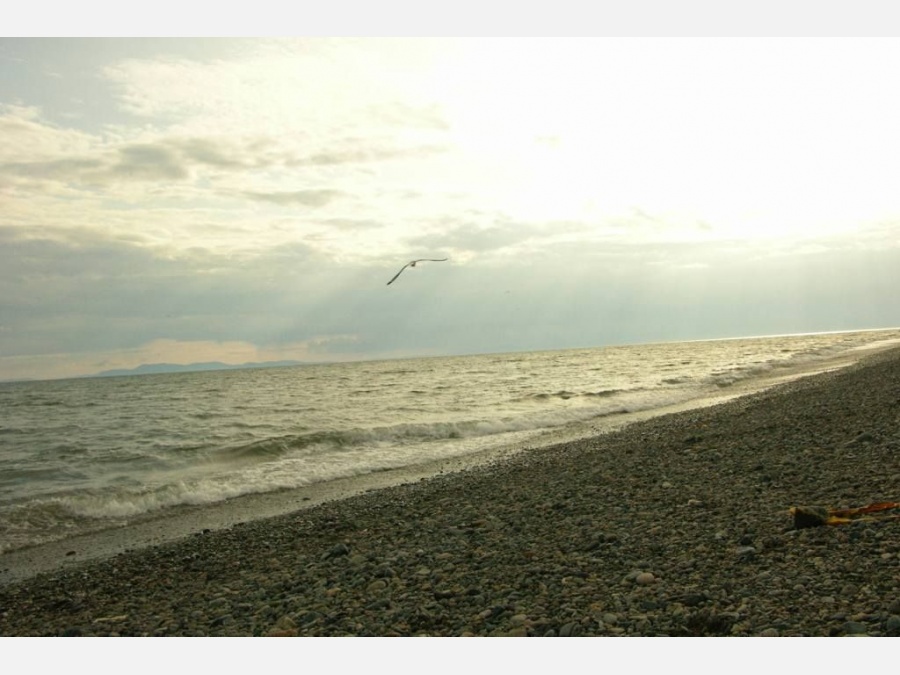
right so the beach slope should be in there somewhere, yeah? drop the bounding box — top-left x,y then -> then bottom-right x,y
1,348 -> 899,636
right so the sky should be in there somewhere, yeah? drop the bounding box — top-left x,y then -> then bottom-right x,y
2,36 -> 900,381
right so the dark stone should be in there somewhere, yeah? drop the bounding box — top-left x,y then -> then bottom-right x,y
842,621 -> 867,635
323,543 -> 350,560
685,610 -> 735,636
682,592 -> 708,607
559,621 -> 582,637
210,614 -> 234,627
736,546 -> 757,560
299,611 -> 322,626
884,616 -> 900,635
846,432 -> 876,446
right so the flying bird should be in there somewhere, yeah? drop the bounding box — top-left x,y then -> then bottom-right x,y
386,258 -> 448,286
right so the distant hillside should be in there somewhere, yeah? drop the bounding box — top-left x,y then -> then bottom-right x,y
91,360 -> 307,378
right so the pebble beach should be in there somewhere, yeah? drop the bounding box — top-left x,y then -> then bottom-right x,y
2,347 -> 899,637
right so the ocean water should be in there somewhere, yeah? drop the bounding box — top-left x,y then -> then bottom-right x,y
2,329 -> 899,555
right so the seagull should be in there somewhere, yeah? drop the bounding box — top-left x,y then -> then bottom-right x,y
386,258 -> 448,286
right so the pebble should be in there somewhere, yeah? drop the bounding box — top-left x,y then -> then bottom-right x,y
842,621 -> 868,635
735,546 -> 757,559
366,580 -> 387,593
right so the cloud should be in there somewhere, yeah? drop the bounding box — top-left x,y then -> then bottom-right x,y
403,216 -> 596,261
296,143 -> 447,167
0,104 -> 96,161
1,134 -> 257,187
173,137 -> 257,168
3,216 -> 900,382
1,156 -> 106,182
110,143 -> 188,181
313,218 -> 383,232
1,95 -> 447,215
99,39 -> 447,133
241,189 -> 345,208
0,225 -> 348,354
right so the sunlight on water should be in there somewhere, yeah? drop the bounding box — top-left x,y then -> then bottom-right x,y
1,328 -> 899,552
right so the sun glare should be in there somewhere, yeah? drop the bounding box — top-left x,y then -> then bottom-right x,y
410,39 -> 900,247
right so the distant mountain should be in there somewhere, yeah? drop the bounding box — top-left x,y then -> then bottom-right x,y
91,360 -> 308,378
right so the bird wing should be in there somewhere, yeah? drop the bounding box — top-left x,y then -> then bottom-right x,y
386,262 -> 413,285
386,258 -> 448,285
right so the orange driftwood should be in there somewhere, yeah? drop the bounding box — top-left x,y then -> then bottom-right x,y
790,502 -> 900,529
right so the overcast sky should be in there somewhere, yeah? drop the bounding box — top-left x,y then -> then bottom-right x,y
2,37 -> 899,381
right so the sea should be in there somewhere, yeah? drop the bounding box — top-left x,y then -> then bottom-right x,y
2,329 -> 900,562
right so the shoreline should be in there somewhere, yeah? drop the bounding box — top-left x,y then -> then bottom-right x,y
2,346 -> 899,635
1,341 -> 888,587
